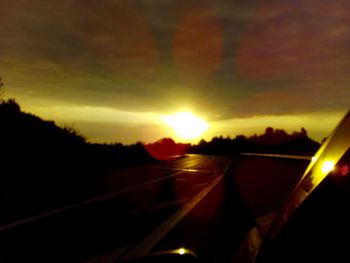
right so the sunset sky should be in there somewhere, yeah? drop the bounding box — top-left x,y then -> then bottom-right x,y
1,0 -> 349,143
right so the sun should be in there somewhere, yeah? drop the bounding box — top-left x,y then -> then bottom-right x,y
162,112 -> 209,140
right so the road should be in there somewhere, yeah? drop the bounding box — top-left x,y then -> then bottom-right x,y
0,154 -> 231,263
0,154 -> 309,263
149,154 -> 309,263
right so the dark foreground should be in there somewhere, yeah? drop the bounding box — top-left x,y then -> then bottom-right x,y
0,154 -> 309,263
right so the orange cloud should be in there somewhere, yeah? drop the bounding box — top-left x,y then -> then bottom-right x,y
77,1 -> 160,82
172,6 -> 223,82
236,0 -> 350,82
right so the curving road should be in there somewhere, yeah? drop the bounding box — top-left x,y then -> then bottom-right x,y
0,154 -> 231,263
1,154 -> 308,263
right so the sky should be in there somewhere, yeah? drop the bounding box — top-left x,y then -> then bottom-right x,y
0,0 -> 349,144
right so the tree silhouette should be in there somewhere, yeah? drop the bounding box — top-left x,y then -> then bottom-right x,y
190,127 -> 320,155
0,77 -> 4,101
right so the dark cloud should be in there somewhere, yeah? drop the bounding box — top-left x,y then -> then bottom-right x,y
0,0 -> 349,123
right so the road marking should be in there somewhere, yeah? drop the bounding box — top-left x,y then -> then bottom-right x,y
151,156 -> 230,174
0,170 -> 184,232
110,198 -> 191,221
192,182 -> 209,189
240,153 -> 312,161
0,156 -> 229,232
151,158 -> 210,172
122,158 -> 232,260
151,167 -> 211,173
121,175 -> 223,260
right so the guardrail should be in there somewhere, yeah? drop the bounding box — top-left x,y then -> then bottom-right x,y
240,153 -> 312,161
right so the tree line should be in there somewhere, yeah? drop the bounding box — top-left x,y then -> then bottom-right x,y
0,88 -> 320,214
190,127 -> 320,156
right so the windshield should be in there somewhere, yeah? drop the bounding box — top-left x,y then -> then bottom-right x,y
1,1 -> 349,263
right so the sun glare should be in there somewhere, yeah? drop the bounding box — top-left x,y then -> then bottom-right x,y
321,160 -> 335,175
163,112 -> 209,140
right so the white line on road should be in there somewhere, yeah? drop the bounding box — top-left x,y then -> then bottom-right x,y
122,157 -> 232,260
122,175 -> 223,260
0,170 -> 185,232
150,167 -> 211,173
240,153 -> 312,161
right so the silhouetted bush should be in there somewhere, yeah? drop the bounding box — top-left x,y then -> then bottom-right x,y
0,96 -> 321,220
0,99 -> 155,201
1,99 -> 89,195
190,127 -> 320,156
